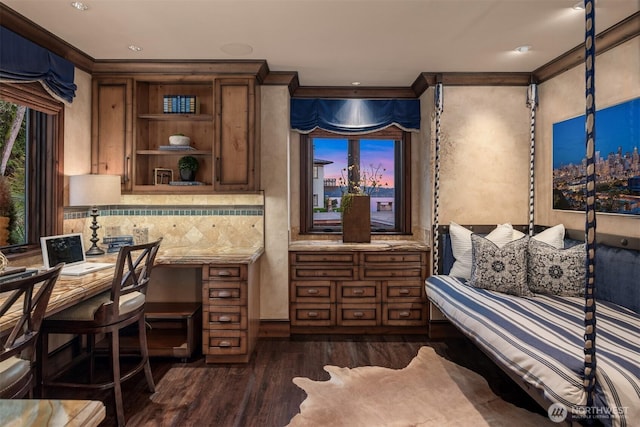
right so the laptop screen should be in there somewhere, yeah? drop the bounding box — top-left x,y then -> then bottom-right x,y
41,233 -> 86,269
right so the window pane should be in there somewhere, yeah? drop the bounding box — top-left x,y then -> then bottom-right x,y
0,100 -> 28,247
311,137 -> 396,231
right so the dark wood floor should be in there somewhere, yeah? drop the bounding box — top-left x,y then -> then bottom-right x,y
43,334 -> 546,426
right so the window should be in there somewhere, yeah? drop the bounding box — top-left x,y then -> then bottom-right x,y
300,127 -> 411,235
0,83 -> 64,254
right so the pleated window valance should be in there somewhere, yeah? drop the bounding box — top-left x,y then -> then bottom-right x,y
291,98 -> 420,134
0,26 -> 77,104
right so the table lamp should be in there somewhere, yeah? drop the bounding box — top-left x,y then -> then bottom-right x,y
69,174 -> 121,256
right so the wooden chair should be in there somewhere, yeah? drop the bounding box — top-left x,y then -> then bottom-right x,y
1,264 -> 63,398
38,239 -> 162,427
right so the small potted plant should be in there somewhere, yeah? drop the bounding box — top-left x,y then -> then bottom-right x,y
178,155 -> 199,181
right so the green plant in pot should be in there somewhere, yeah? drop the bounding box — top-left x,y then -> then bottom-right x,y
178,155 -> 199,181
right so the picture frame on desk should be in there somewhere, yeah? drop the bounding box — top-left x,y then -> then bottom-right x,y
154,168 -> 173,185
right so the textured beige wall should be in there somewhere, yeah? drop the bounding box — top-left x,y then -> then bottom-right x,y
536,36 -> 640,238
435,86 -> 531,226
260,86 -> 291,320
63,69 -> 92,176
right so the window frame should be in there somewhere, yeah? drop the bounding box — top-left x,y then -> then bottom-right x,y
0,82 -> 64,258
300,127 -> 411,236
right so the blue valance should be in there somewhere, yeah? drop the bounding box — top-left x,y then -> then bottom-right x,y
0,26 -> 77,104
291,98 -> 420,134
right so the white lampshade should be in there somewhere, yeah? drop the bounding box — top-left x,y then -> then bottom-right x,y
69,174 -> 121,206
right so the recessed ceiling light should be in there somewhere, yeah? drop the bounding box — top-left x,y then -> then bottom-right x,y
351,81 -> 361,86
70,2 -> 89,11
220,43 -> 253,56
128,45 -> 143,52
514,45 -> 532,53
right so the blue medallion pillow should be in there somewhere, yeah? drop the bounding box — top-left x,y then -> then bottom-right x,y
469,234 -> 532,297
527,238 -> 586,297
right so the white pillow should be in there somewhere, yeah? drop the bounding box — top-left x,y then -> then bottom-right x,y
449,222 -> 514,280
512,224 -> 565,249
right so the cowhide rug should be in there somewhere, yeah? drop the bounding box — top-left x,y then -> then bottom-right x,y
287,346 -> 555,427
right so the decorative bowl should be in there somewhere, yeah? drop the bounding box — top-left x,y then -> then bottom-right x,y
169,135 -> 191,146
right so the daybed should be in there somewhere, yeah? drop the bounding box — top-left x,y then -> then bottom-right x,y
425,225 -> 640,427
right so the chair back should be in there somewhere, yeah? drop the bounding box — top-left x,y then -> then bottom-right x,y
102,239 -> 162,322
1,264 -> 63,396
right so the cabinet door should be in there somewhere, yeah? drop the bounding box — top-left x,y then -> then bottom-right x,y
91,78 -> 133,192
214,78 -> 259,191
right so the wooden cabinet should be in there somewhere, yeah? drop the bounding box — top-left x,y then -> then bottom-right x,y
92,75 -> 260,193
202,261 -> 260,363
91,78 -> 133,192
289,249 -> 429,333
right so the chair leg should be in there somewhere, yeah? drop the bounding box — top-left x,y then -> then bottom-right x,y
110,330 -> 126,427
36,331 -> 48,398
138,315 -> 155,392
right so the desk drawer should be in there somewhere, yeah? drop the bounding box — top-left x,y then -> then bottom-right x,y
383,280 -> 425,302
362,252 -> 425,264
291,303 -> 334,326
337,303 -> 380,326
291,265 -> 357,281
205,305 -> 247,329
291,281 -> 334,303
205,330 -> 247,355
362,266 -> 423,280
204,265 -> 246,280
204,281 -> 247,305
291,252 -> 356,265
383,303 -> 427,326
337,281 -> 380,303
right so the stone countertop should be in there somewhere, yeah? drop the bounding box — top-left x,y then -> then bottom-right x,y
289,240 -> 430,252
156,246 -> 264,265
0,399 -> 105,427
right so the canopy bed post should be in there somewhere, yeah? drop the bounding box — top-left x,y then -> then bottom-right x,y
582,0 -> 598,412
432,80 -> 444,275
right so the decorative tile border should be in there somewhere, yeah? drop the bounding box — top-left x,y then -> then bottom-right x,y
64,205 -> 264,220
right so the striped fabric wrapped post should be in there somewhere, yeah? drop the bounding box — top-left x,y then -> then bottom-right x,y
526,83 -> 538,237
582,0 -> 598,413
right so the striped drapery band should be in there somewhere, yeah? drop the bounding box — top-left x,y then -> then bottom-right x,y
526,84 -> 538,237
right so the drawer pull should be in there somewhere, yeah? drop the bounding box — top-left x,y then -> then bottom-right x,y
218,316 -> 232,322
352,289 -> 364,295
306,288 -> 319,295
399,311 -> 411,317
353,311 -> 364,318
307,311 -> 319,318
398,289 -> 410,295
217,291 -> 232,298
217,270 -> 232,276
218,341 -> 232,347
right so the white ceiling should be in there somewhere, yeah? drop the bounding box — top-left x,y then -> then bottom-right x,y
4,0 -> 639,87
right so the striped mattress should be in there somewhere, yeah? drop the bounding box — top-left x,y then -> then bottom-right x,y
426,275 -> 640,427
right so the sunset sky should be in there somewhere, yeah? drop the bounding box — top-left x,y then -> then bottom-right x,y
314,138 -> 395,187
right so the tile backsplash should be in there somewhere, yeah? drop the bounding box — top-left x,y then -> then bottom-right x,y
64,193 -> 264,250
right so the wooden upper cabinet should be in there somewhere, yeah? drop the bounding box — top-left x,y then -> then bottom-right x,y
91,74 -> 260,194
91,78 -> 133,192
214,78 -> 260,192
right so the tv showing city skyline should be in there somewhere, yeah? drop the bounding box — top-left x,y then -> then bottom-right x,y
552,97 -> 640,215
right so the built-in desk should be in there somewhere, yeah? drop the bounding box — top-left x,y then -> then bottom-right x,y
0,246 -> 263,364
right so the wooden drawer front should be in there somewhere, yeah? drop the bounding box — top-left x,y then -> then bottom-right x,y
291,281 -> 334,303
362,252 -> 425,264
291,252 -> 356,265
204,281 -> 247,305
383,280 -> 425,302
291,303 -> 335,326
337,281 -> 380,303
362,266 -> 423,280
205,330 -> 247,355
206,306 -> 247,329
291,266 -> 357,281
203,265 -> 245,281
383,303 -> 427,326
337,303 -> 380,326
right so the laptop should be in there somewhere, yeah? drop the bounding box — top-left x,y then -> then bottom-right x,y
40,233 -> 114,276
